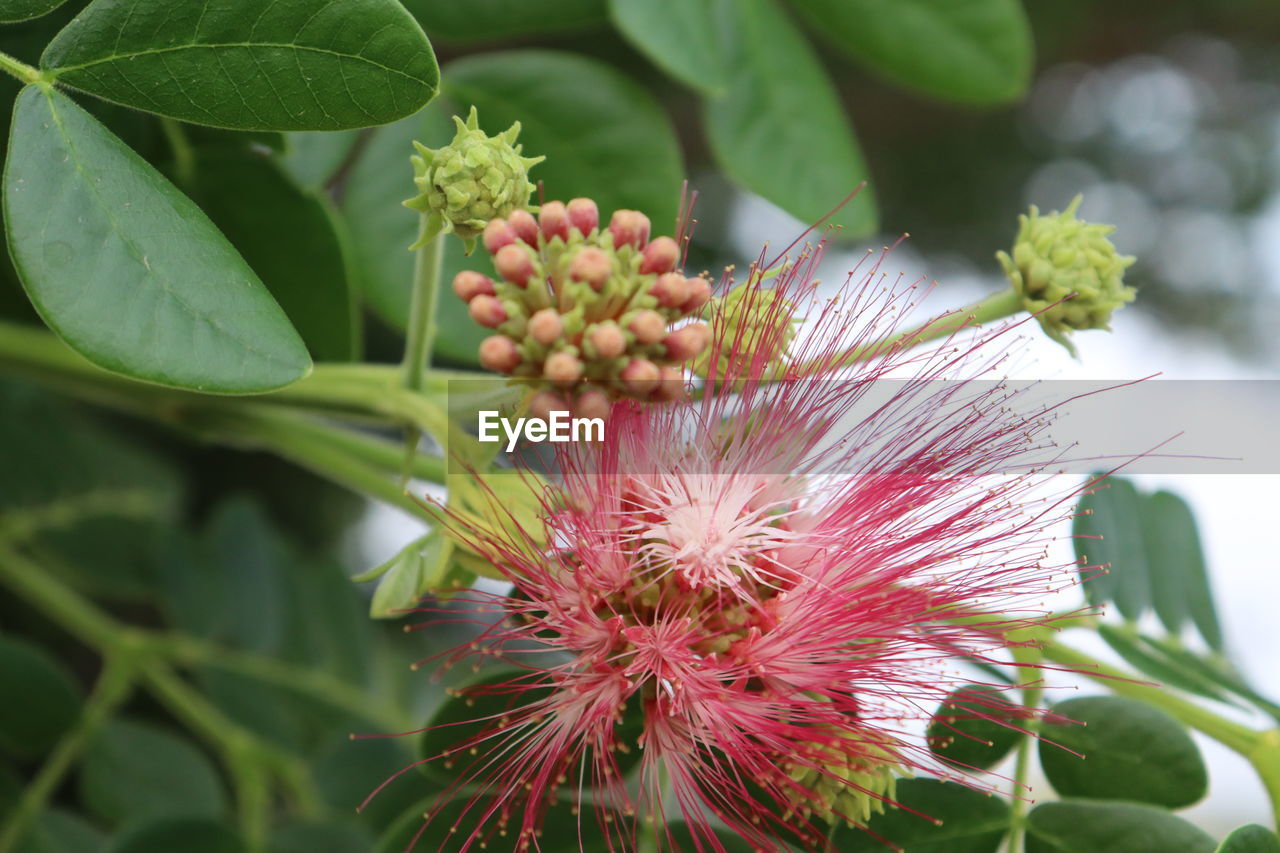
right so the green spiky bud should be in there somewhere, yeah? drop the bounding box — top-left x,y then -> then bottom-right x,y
783,734 -> 900,827
405,107 -> 543,251
997,196 -> 1136,356
692,272 -> 797,380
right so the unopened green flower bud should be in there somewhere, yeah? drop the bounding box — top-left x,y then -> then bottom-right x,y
997,195 -> 1136,356
405,107 -> 544,250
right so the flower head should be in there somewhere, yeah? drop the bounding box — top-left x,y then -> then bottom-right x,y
407,240 -> 1080,851
997,195 -> 1136,355
405,107 -> 543,250
455,199 -> 712,418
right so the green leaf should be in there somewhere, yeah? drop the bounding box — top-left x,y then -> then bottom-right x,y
788,0 -> 1033,105
1025,800 -> 1215,853
1073,477 -> 1148,620
0,760 -> 18,819
608,0 -> 727,94
377,795 -> 619,853
312,735 -> 420,833
1144,490 -> 1222,650
0,635 -> 81,759
829,778 -> 1011,852
184,145 -> 361,361
1217,825 -> 1280,853
926,684 -> 1024,771
107,818 -> 244,853
80,718 -> 227,825
1038,696 -> 1207,809
0,0 -> 68,23
1096,625 -> 1232,705
41,0 -> 439,131
3,86 -> 311,392
271,821 -> 374,853
705,0 -> 875,236
446,50 -> 685,230
402,0 -> 606,42
280,131 -> 361,190
15,808 -> 109,853
368,530 -> 452,619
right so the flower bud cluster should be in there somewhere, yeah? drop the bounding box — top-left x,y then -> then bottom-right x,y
782,733 -> 899,827
454,199 -> 713,418
997,195 -> 1136,355
405,107 -> 543,249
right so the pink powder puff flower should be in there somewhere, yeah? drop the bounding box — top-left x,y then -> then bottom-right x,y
388,236 -> 1086,852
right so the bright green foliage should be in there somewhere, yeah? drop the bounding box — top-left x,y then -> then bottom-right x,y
927,684 -> 1025,771
789,0 -> 1034,104
608,0 -> 727,94
1217,825 -> 1280,853
41,0 -> 439,131
1038,696 -> 1208,809
1025,801 -> 1216,853
829,778 -> 1012,852
705,0 -> 876,236
3,86 -> 312,392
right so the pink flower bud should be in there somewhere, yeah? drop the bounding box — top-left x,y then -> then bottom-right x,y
468,294 -> 508,328
544,351 -> 584,387
528,390 -> 568,423
651,273 -> 690,309
528,308 -> 564,346
609,210 -> 650,249
478,335 -> 521,373
639,236 -> 680,275
652,365 -> 687,402
508,209 -> 539,245
573,387 -> 612,421
452,270 -> 495,303
494,244 -> 535,287
682,275 -> 712,312
663,323 -> 710,361
587,322 -> 626,359
620,358 -> 660,395
483,219 -> 516,254
627,310 -> 666,345
567,198 -> 599,235
568,247 -> 613,291
539,201 -> 570,243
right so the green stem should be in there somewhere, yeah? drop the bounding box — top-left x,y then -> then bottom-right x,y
0,50 -> 43,86
159,117 -> 197,187
0,660 -> 134,853
402,224 -> 446,392
809,288 -> 1024,372
1008,653 -> 1043,853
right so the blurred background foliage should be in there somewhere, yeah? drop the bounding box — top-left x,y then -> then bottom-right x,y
1,0 -> 1278,850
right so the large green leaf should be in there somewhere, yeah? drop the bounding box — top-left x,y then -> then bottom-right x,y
79,718 -> 227,825
3,86 -> 311,392
829,778 -> 1011,852
1025,801 -> 1215,853
608,0 -> 727,94
705,0 -> 875,236
789,0 -> 1033,105
1073,477 -> 1148,620
41,0 -> 439,131
15,809 -> 109,853
377,795 -> 619,853
0,635 -> 81,759
403,0 -> 606,41
1217,825 -> 1280,853
926,684 -> 1024,772
1038,696 -> 1206,809
107,818 -> 244,853
185,145 -> 361,361
446,50 -> 685,231
1144,490 -> 1221,650
271,821 -> 374,853
0,0 -> 68,23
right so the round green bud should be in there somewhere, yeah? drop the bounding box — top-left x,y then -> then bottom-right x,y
783,735 -> 900,827
997,195 -> 1136,356
405,107 -> 544,251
